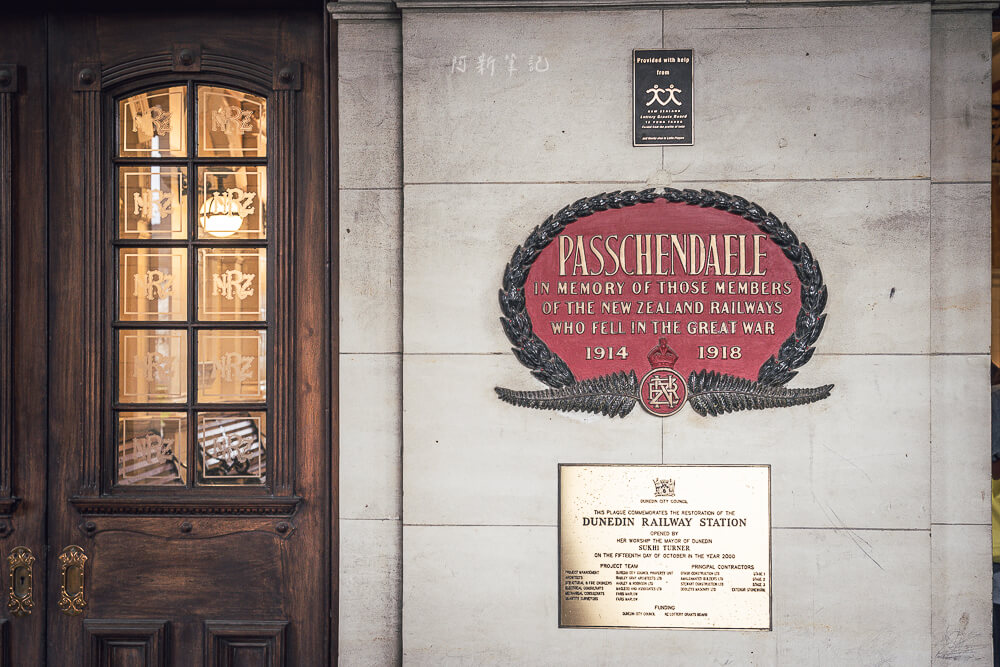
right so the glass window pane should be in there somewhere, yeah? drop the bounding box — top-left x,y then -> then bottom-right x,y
117,412 -> 188,486
118,329 -> 187,403
118,86 -> 187,157
197,248 -> 266,322
196,412 -> 266,485
197,166 -> 266,240
197,86 -> 266,158
197,329 -> 265,404
119,248 -> 188,321
118,166 -> 188,240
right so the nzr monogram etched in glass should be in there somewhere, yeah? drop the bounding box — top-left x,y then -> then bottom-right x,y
114,86 -> 269,487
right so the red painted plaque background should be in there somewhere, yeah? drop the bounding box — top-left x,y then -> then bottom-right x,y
524,199 -> 801,380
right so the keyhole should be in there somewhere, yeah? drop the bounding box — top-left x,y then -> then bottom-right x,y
12,565 -> 28,598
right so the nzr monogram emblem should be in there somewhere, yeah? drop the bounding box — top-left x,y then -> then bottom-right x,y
206,188 -> 256,219
132,105 -> 171,137
212,269 -> 255,301
133,350 -> 173,384
133,190 -> 173,220
647,374 -> 681,408
212,105 -> 256,134
129,431 -> 173,468
133,270 -> 174,301
214,352 -> 254,383
206,429 -> 259,474
638,367 -> 688,418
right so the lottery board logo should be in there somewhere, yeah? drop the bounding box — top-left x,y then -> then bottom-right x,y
494,188 -> 834,419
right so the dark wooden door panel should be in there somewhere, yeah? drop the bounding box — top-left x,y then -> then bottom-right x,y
45,11 -> 330,665
0,620 -> 9,667
0,14 -> 49,667
92,533 -> 285,615
205,621 -> 287,667
84,619 -> 167,667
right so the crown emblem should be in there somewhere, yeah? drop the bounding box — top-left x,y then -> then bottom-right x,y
647,338 -> 679,369
653,478 -> 675,497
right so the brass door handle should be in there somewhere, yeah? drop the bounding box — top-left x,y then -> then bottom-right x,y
58,545 -> 87,615
7,546 -> 33,617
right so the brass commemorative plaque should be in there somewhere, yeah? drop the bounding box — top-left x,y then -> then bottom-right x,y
559,464 -> 771,629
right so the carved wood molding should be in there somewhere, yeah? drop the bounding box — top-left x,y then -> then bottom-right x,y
205,620 -> 287,667
0,497 -> 22,535
73,64 -> 103,495
273,87 -> 296,497
173,44 -> 201,72
77,517 -> 296,540
101,52 -> 275,89
85,619 -> 167,667
69,496 -> 302,517
0,65 -> 16,522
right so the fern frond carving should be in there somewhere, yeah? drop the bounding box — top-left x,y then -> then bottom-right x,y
687,370 -> 833,417
495,371 -> 640,418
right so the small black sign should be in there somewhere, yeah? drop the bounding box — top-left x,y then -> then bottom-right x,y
633,49 -> 693,146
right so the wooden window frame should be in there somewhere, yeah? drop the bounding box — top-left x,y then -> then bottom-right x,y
68,50 -> 302,518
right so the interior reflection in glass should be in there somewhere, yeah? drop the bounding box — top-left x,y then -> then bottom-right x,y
117,412 -> 188,486
196,412 -> 266,485
118,86 -> 187,157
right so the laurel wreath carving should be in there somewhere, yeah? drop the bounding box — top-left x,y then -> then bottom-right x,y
495,187 -> 833,418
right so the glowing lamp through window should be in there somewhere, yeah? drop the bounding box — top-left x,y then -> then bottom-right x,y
200,191 -> 244,238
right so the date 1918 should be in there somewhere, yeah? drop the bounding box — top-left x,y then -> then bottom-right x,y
697,346 -> 742,360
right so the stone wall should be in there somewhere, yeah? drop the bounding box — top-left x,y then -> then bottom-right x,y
334,1 -> 993,663
337,5 -> 404,664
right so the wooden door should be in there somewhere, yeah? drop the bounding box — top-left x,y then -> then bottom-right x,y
0,9 -> 333,666
0,12 -> 50,667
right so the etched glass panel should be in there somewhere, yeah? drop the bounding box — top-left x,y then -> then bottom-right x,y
197,330 -> 266,404
117,412 -> 188,486
196,412 -> 266,485
118,86 -> 187,157
197,166 -> 266,240
198,86 -> 266,158
198,248 -> 266,322
118,329 -> 187,403
119,248 -> 188,321
118,166 -> 188,240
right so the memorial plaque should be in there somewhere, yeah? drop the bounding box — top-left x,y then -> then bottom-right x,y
496,189 -> 833,420
633,49 -> 693,146
559,464 -> 771,630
